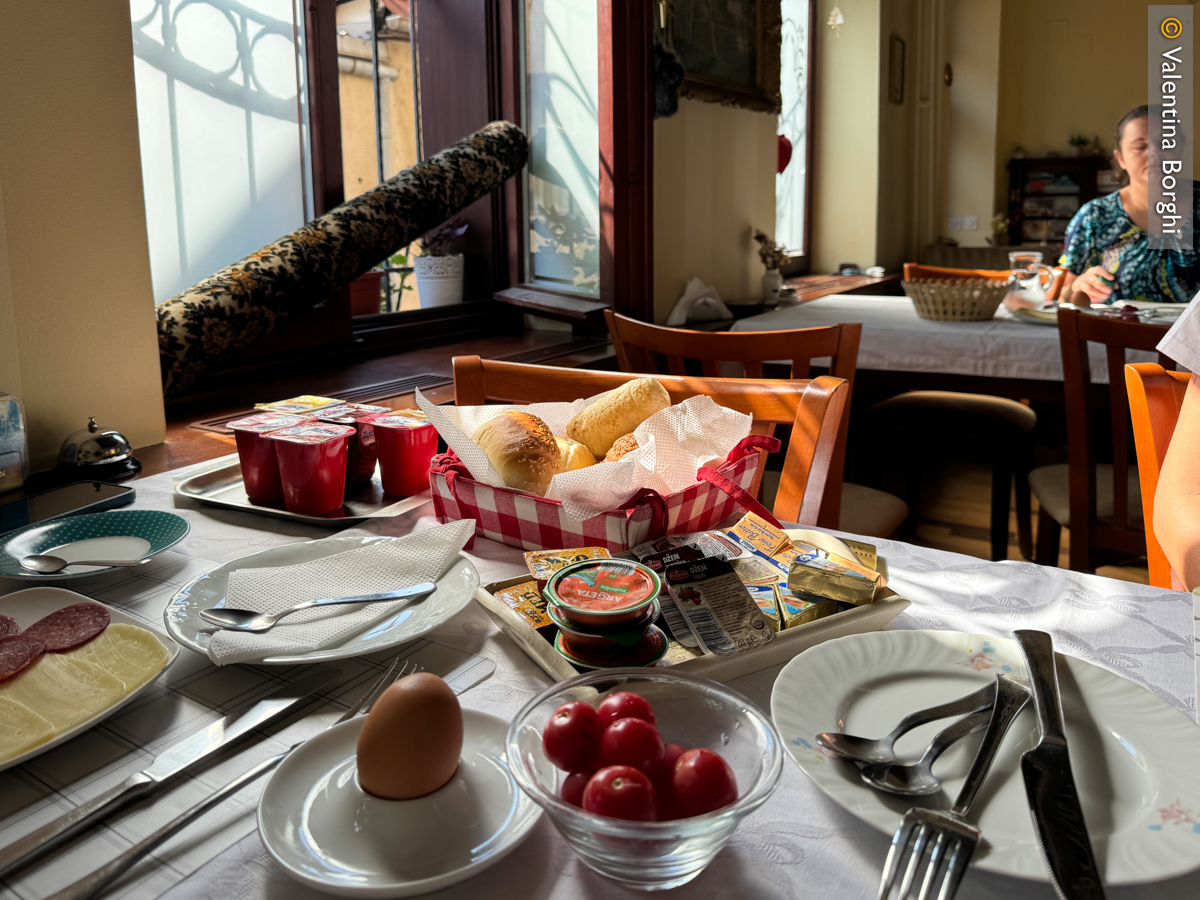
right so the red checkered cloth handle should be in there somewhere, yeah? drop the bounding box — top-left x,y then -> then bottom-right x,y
697,434 -> 783,528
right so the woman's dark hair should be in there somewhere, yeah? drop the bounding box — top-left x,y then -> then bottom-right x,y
1113,105 -> 1148,186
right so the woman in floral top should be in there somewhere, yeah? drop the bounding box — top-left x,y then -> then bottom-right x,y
1060,105 -> 1200,304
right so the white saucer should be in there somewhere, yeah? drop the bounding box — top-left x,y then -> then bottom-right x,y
258,709 -> 541,897
770,630 -> 1200,885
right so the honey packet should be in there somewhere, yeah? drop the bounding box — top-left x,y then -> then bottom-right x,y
663,558 -> 775,656
493,579 -> 553,630
524,547 -> 610,591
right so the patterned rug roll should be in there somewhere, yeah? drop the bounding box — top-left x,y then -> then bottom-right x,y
157,120 -> 529,397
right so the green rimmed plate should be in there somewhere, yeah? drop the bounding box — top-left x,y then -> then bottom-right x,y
0,509 -> 190,579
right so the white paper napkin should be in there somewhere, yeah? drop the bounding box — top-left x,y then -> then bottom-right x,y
416,388 -> 751,519
206,520 -> 474,665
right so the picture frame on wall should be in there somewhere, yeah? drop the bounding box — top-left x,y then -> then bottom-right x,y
668,0 -> 782,114
888,35 -> 905,105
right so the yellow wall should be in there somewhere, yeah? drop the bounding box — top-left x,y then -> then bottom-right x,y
993,0 -> 1147,211
875,0 -> 917,269
0,6 -> 164,470
811,0 -> 882,274
653,99 -> 778,320
945,0 -> 1001,247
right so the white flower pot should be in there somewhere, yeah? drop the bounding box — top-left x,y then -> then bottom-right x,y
761,268 -> 784,304
414,254 -> 465,307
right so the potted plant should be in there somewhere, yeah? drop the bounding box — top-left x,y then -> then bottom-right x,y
413,218 -> 469,308
753,230 -> 789,303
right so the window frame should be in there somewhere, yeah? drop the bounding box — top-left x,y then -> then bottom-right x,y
778,0 -> 816,278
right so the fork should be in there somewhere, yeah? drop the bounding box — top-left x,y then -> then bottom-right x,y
45,658 -> 416,900
878,673 -> 1031,900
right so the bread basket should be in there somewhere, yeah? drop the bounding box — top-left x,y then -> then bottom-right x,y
902,277 -> 1009,322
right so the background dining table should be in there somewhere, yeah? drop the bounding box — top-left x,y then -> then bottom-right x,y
729,295 -> 1162,399
0,458 -> 1196,900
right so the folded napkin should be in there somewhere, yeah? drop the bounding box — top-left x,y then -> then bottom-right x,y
206,520 -> 474,665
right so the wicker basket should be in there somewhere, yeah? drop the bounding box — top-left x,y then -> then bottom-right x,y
902,277 -> 1009,322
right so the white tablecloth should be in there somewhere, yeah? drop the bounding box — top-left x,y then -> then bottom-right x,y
1,461 -> 1196,900
730,295 -> 1158,383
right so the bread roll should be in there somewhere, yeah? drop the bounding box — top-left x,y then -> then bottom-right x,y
472,411 -> 561,496
604,433 -> 639,462
565,378 -> 670,457
555,437 -> 596,472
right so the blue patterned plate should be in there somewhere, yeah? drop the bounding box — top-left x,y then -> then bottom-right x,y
0,509 -> 190,579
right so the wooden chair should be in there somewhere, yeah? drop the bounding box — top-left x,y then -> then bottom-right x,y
1028,310 -> 1174,572
902,263 -> 1068,300
451,356 -> 850,526
1125,362 -> 1191,588
603,310 -> 908,537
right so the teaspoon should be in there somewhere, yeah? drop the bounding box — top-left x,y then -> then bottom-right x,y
200,582 -> 438,633
860,708 -> 993,796
20,554 -> 153,574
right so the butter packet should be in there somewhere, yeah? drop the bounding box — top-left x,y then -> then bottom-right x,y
493,579 -> 553,630
664,558 -> 775,656
524,547 -> 610,591
776,584 -> 837,628
787,551 -> 880,606
726,512 -> 790,556
745,584 -> 781,631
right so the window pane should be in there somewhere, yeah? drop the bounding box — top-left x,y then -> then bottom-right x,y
130,0 -> 311,305
526,0 -> 600,295
777,0 -> 810,257
337,0 -> 421,315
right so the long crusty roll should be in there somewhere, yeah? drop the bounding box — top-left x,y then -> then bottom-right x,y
472,411 -> 562,496
565,377 -> 670,457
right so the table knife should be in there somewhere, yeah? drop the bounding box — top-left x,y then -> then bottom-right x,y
0,668 -> 337,881
1014,629 -> 1107,900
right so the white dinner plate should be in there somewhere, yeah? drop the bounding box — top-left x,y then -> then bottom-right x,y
0,587 -> 178,772
771,630 -> 1200,885
162,536 -> 479,665
258,709 -> 541,897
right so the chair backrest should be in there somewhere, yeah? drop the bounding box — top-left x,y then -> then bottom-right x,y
902,262 -> 1068,300
603,310 -> 861,527
1125,362 -> 1191,588
451,356 -> 849,526
1056,309 -> 1174,570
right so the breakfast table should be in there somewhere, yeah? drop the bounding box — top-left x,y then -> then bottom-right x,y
0,459 -> 1197,900
730,295 -> 1164,395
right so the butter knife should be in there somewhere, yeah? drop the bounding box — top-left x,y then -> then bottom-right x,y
0,669 -> 337,881
1014,629 -> 1107,900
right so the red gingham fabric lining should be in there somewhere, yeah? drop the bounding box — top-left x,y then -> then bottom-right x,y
428,435 -> 780,552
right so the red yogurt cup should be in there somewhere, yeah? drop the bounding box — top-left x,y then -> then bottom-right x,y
362,410 -> 438,497
317,403 -> 391,484
264,423 -> 356,515
227,412 -> 311,502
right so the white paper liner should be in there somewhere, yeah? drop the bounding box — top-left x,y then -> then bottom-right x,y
416,388 -> 752,519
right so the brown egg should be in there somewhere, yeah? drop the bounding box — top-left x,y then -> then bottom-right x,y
356,672 -> 464,800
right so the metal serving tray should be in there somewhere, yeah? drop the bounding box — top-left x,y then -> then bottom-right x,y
172,455 -> 430,526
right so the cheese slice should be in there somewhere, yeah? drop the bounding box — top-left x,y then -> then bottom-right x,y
0,654 -> 125,731
0,696 -> 55,760
72,624 -> 171,691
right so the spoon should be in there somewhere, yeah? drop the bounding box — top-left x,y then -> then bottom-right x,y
860,707 -> 994,796
20,554 -> 153,574
199,582 -> 438,633
817,681 -> 996,765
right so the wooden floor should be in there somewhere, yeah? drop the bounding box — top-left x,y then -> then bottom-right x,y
911,460 -> 1150,585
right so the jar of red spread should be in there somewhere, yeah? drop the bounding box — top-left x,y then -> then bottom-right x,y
264,423 -> 356,515
362,410 -> 438,497
227,412 -> 310,502
316,403 -> 390,484
546,559 -> 661,629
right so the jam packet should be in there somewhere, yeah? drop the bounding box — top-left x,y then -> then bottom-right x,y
663,558 -> 775,656
640,546 -> 705,648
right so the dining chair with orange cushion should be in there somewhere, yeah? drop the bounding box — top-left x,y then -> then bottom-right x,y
1028,310 -> 1174,572
1125,362 -> 1191,588
451,356 -> 850,527
602,309 -> 909,537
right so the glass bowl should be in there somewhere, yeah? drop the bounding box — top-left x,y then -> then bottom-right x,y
505,668 -> 783,891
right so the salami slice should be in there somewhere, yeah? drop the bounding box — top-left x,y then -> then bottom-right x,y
23,603 -> 110,652
0,615 -> 19,639
0,634 -> 46,682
